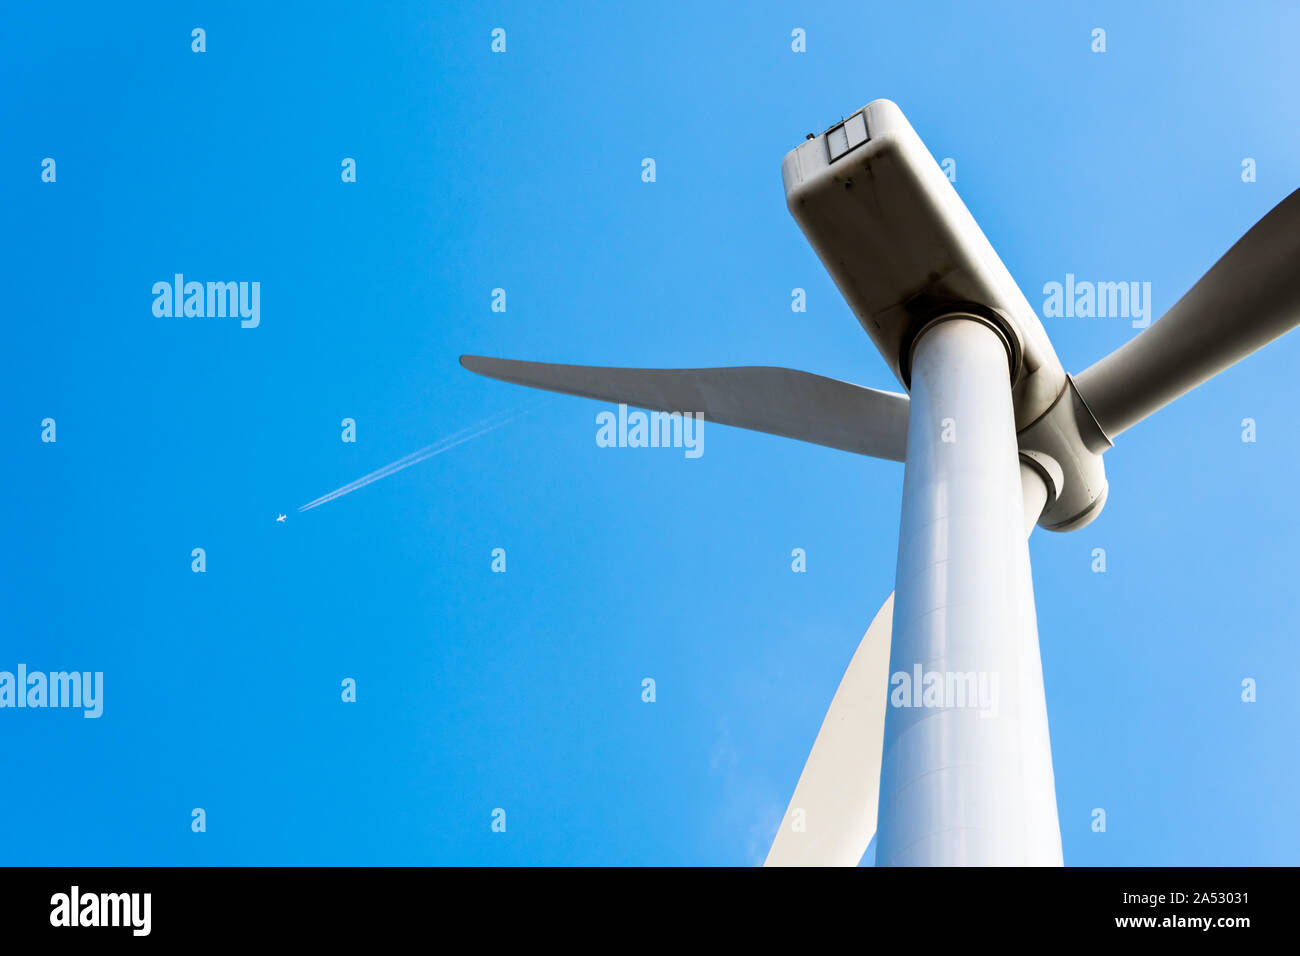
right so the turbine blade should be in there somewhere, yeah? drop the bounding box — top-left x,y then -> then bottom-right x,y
1074,188 -> 1300,438
764,593 -> 893,867
460,356 -> 910,461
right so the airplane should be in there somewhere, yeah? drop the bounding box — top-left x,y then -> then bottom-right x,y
276,514 -> 286,523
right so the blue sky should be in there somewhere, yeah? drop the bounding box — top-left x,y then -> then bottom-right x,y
2,0 -> 1298,865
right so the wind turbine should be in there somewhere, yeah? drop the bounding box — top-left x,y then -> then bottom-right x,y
461,100 -> 1300,866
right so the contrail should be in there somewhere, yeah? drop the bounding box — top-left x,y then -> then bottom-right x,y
297,403 -> 542,513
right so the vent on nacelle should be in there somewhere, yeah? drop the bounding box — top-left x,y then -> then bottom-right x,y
826,112 -> 868,162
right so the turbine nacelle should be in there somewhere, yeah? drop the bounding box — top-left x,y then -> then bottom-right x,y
782,100 -> 1066,425
784,99 -> 1107,530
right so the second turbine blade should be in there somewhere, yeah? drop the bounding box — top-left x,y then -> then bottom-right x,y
460,357 -> 910,462
765,593 -> 894,868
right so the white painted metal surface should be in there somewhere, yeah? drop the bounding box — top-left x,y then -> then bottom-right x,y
764,463 -> 1050,867
1019,461 -> 1049,538
876,318 -> 1062,866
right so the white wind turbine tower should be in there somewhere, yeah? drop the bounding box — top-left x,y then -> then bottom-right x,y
462,100 -> 1300,866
